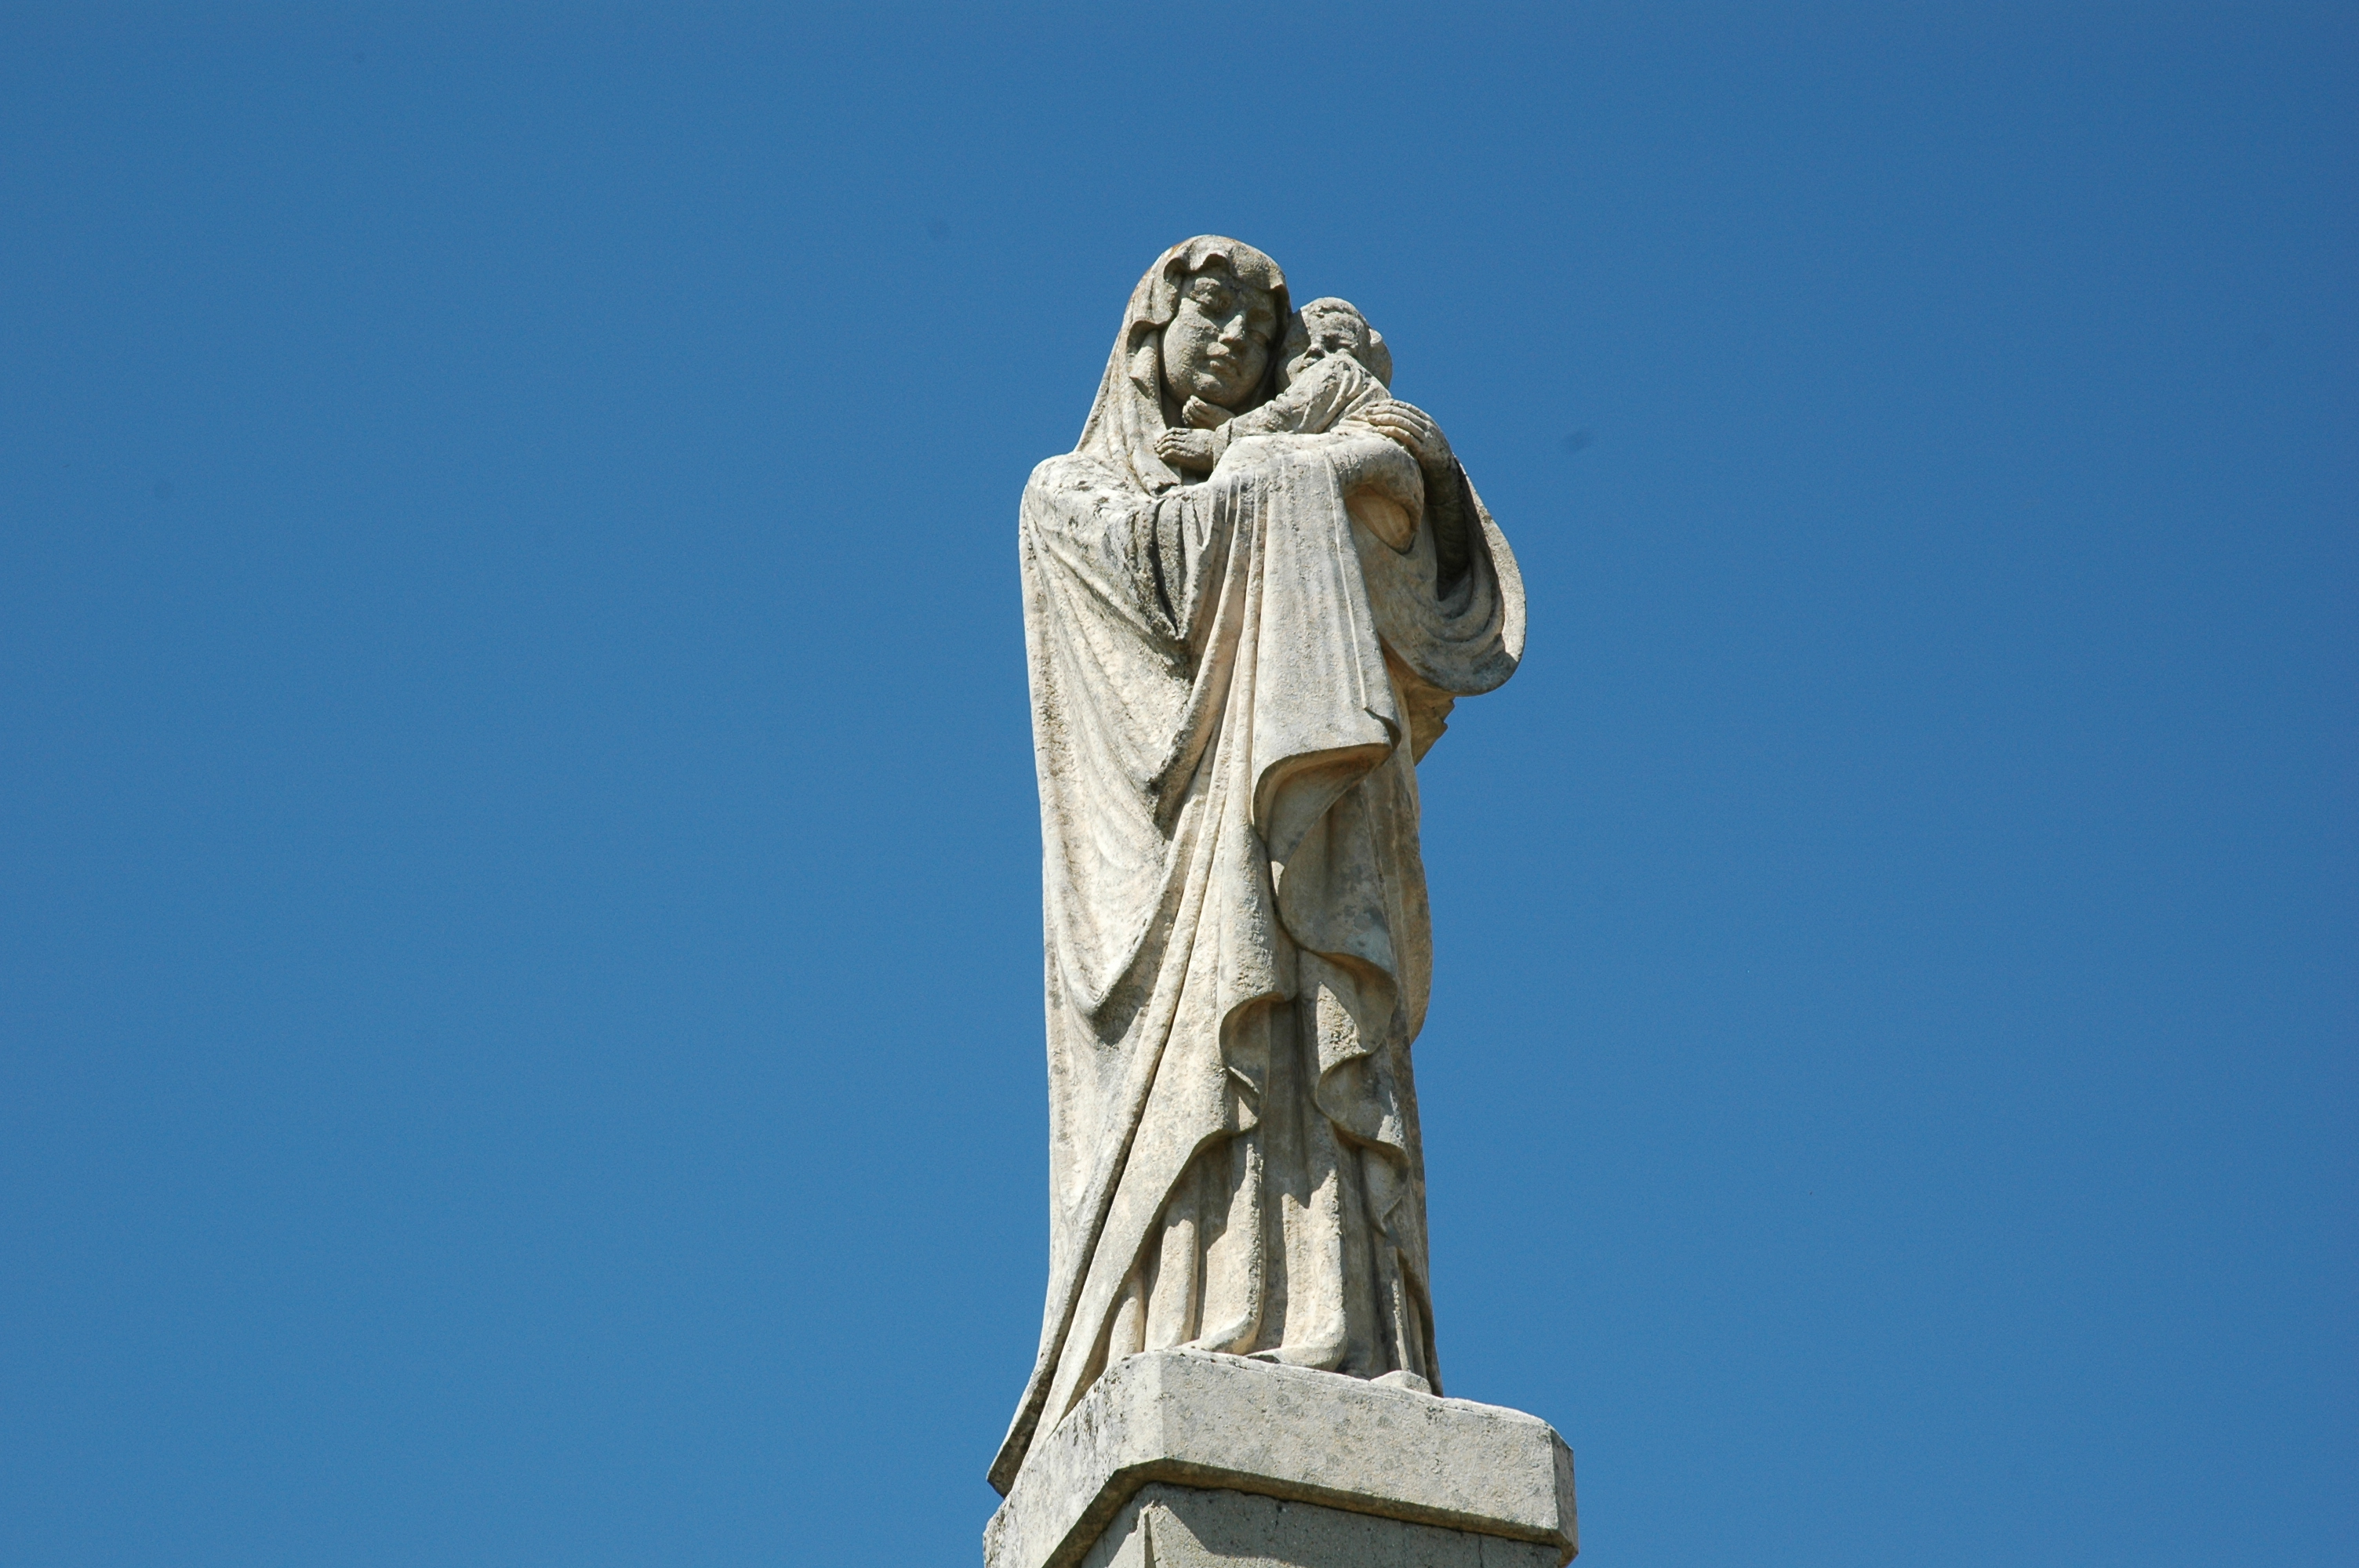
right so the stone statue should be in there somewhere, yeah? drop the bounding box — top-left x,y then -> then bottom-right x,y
993,237 -> 1528,1499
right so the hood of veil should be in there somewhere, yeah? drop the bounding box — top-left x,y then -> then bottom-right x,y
1075,235 -> 1290,495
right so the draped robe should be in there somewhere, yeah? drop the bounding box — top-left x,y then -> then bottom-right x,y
992,242 -> 1525,1494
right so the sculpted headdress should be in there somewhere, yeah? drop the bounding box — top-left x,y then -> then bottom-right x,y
1074,235 -> 1289,495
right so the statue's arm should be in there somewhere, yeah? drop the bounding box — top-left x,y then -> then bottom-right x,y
1360,401 -> 1474,595
1025,456 -> 1183,648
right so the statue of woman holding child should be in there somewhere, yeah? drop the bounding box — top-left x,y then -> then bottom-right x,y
992,236 -> 1527,1493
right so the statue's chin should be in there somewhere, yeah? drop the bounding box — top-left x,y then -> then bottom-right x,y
1171,368 -> 1249,408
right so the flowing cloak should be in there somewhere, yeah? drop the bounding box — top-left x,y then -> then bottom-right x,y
992,239 -> 1526,1494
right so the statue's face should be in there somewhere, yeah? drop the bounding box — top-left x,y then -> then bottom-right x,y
1161,265 -> 1278,409
1283,303 -> 1372,386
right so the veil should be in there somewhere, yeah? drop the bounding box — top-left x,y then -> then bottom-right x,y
1074,234 -> 1290,495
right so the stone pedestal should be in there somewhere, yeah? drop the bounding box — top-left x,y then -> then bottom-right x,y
984,1351 -> 1578,1568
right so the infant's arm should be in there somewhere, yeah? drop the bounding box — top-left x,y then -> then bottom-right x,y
1154,359 -> 1383,476
1224,391 -> 1299,441
1273,354 -> 1382,436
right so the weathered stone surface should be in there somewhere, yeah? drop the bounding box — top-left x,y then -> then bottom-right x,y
987,238 -> 1565,1566
984,1351 -> 1576,1568
995,234 -> 1529,1497
1078,1485 -> 1565,1568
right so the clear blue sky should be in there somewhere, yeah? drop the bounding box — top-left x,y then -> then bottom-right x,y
2,5 -> 2351,1565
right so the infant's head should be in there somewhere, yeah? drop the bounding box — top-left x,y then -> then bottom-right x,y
1279,297 -> 1394,390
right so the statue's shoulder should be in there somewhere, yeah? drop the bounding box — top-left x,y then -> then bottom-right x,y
1027,449 -> 1120,494
1023,452 -> 1150,528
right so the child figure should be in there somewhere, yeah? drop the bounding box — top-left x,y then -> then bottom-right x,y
1156,296 -> 1396,475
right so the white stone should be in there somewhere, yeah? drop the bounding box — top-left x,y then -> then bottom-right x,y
996,234 -> 1529,1496
1079,1486 -> 1565,1568
984,1351 -> 1577,1568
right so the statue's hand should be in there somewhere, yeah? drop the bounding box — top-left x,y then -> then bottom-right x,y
1181,396 -> 1234,430
1156,426 -> 1221,471
1364,401 -> 1453,472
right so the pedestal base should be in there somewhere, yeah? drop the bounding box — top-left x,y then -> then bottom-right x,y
983,1351 -> 1577,1568
1076,1483 -> 1566,1568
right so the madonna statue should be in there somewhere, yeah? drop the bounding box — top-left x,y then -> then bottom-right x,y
992,236 -> 1525,1494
